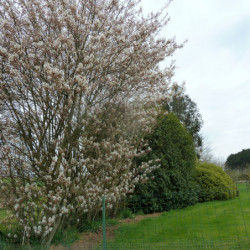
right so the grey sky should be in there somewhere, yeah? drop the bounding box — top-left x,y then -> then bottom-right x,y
140,0 -> 250,160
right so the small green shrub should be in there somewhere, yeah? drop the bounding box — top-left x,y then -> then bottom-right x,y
0,209 -> 7,220
195,162 -> 237,202
135,210 -> 144,216
119,209 -> 134,219
77,217 -> 119,234
51,227 -> 79,245
106,218 -> 120,226
0,209 -> 21,245
78,220 -> 102,233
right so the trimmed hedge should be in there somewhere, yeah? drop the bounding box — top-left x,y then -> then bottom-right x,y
195,162 -> 237,202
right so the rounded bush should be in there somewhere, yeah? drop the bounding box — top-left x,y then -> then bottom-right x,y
195,162 -> 237,202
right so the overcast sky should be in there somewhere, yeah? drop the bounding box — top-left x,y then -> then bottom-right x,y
140,0 -> 250,161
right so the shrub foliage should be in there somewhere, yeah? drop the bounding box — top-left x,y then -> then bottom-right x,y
129,113 -> 198,213
195,163 -> 237,202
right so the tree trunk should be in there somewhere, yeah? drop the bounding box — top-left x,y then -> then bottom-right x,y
42,215 -> 62,247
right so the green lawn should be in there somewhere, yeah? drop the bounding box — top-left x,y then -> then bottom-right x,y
107,184 -> 250,249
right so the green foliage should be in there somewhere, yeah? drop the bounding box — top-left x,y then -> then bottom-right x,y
78,220 -> 102,233
0,209 -> 7,220
166,85 -> 203,158
135,210 -> 144,216
225,149 -> 250,170
195,162 -> 237,202
0,209 -> 21,245
119,209 -> 134,219
78,218 -> 119,233
106,218 -> 120,227
51,227 -> 79,245
129,113 -> 198,213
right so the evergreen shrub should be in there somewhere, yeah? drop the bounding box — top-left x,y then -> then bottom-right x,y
195,162 -> 237,202
128,113 -> 198,213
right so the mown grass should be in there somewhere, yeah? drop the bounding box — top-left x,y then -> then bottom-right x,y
107,184 -> 250,249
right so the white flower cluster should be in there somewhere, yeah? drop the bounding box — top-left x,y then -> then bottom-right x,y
0,0 -> 179,245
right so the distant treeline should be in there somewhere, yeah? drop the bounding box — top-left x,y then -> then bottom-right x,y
225,149 -> 250,170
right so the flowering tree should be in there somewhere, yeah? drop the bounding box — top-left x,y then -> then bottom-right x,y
0,0 -> 181,246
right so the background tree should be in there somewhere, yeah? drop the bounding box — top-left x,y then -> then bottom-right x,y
166,84 -> 203,158
0,0 -> 180,246
129,113 -> 198,213
225,149 -> 250,170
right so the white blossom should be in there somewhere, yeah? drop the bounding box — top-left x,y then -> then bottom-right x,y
0,0 -> 179,245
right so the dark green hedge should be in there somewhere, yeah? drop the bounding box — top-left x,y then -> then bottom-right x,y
195,162 -> 237,202
129,113 -> 198,213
